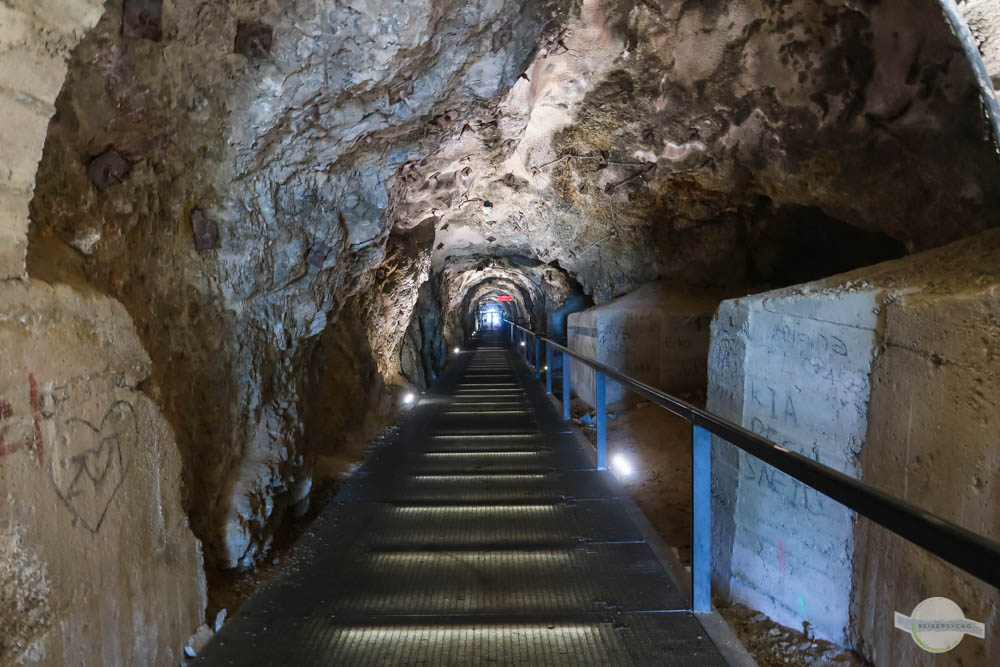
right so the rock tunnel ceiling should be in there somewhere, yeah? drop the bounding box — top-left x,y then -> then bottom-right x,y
18,0 -> 1000,580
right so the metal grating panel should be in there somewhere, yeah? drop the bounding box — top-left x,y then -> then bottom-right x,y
336,470 -> 625,503
358,500 -> 646,549
430,432 -> 540,439
238,544 -> 689,618
421,449 -> 544,457
442,408 -> 531,415
197,615 -> 726,666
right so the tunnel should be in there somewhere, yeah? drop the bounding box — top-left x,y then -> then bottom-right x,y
1,0 -> 999,665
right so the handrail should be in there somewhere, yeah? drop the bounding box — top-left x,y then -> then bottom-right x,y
502,319 -> 1000,611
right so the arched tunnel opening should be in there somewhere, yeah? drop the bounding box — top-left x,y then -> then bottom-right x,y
475,301 -> 506,330
2,1 -> 1000,665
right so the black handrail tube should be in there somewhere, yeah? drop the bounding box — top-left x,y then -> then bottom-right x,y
511,322 -> 1000,590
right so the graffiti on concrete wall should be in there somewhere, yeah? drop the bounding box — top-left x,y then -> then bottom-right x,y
1,374 -> 136,533
735,382 -> 827,515
728,309 -> 876,643
51,400 -> 136,534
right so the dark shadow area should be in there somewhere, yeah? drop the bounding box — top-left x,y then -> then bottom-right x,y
748,203 -> 907,286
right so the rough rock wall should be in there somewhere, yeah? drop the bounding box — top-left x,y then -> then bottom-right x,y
964,0 -> 1000,83
304,296 -> 396,489
400,280 -> 447,390
28,0 -> 571,569
0,281 -> 205,665
421,0 -> 1000,303
706,230 -> 1000,661
0,0 -> 103,278
358,223 -> 435,385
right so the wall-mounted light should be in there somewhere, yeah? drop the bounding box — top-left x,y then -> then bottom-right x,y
611,453 -> 633,477
543,365 -> 548,371
403,393 -> 416,406
520,341 -> 526,347
454,347 -> 460,354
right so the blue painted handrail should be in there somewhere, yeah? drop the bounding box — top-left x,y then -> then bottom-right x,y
503,319 -> 1000,615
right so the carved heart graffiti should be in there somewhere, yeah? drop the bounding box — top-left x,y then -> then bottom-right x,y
50,401 -> 136,533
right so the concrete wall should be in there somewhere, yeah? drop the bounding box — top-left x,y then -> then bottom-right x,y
850,240 -> 1000,665
0,281 -> 206,665
567,281 -> 722,408
0,0 -> 104,279
707,230 -> 1000,662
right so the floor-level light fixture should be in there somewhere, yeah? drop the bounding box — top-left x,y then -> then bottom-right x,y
611,453 -> 633,477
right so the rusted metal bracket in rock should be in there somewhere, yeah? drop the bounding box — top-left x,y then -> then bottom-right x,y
492,25 -> 512,54
191,210 -> 220,252
86,149 -> 130,190
122,0 -> 163,42
235,22 -> 274,59
388,78 -> 414,105
306,243 -> 331,268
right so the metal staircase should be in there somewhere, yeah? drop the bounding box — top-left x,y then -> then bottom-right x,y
195,331 -> 727,665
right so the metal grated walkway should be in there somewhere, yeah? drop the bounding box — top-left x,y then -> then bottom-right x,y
195,333 -> 727,665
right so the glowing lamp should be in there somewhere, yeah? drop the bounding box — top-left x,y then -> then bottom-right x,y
611,453 -> 633,477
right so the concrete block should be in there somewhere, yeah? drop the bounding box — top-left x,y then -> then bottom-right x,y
707,298 -> 749,600
707,229 -> 1000,658
724,289 -> 878,645
567,281 -> 727,409
851,287 -> 1000,665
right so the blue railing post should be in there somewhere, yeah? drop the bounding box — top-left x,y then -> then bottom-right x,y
545,343 -> 553,395
692,424 -> 712,613
596,371 -> 607,470
562,351 -> 571,420
534,337 -> 541,379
